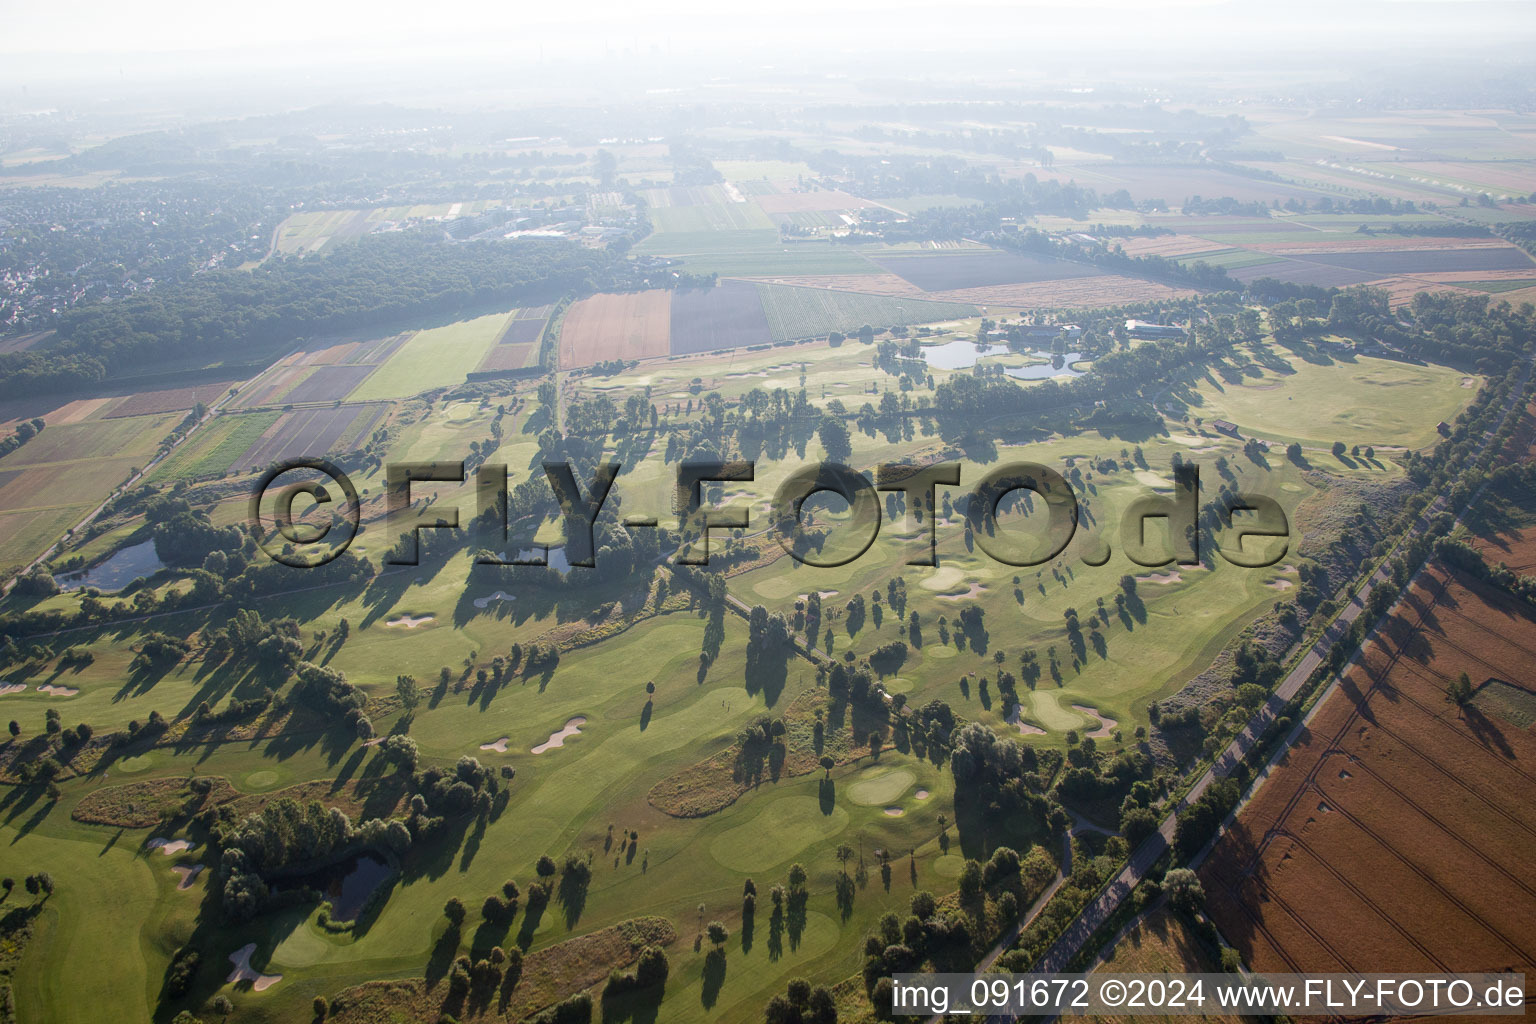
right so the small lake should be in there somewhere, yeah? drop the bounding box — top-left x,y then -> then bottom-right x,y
54,540 -> 164,593
493,546 -> 572,574
917,340 -> 1086,380
279,852 -> 392,922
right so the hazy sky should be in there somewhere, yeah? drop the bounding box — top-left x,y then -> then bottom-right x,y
4,0 -> 1530,57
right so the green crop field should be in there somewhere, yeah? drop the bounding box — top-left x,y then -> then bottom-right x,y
148,411 -> 283,483
348,313 -> 514,402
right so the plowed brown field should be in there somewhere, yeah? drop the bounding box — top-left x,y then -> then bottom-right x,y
558,290 -> 672,368
1201,564 -> 1536,994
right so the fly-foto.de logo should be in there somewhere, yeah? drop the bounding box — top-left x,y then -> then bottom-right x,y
248,457 -> 1289,573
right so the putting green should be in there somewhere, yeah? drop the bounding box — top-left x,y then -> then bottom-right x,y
114,755 -> 153,773
244,769 -> 280,790
846,768 -> 915,807
709,796 -> 850,872
931,854 -> 965,878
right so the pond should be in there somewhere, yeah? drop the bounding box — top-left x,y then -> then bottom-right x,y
917,340 -> 1085,379
278,852 -> 392,922
54,540 -> 164,593
493,545 -> 572,574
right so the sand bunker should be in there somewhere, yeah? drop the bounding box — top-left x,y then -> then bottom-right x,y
385,614 -> 434,628
227,943 -> 282,991
937,582 -> 987,600
0,683 -> 25,696
1265,578 -> 1294,590
479,737 -> 511,753
37,684 -> 79,696
172,864 -> 204,889
914,789 -> 931,801
532,716 -> 586,754
1005,705 -> 1046,736
1135,571 -> 1182,585
147,838 -> 197,856
1071,704 -> 1118,739
883,807 -> 905,817
473,590 -> 518,609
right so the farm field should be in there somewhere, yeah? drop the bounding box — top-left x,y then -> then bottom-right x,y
475,314 -> 549,373
227,403 -> 389,473
559,290 -> 673,367
754,284 -> 977,342
0,411 -> 180,572
670,282 -> 774,355
1200,564 -> 1536,982
348,313 -> 516,401
869,250 -> 1104,291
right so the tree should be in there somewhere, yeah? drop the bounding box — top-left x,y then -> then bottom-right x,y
210,995 -> 234,1020
706,921 -> 728,947
819,754 -> 835,779
444,897 -> 466,926
635,945 -> 669,988
1447,671 -> 1474,706
817,415 -> 852,463
1332,441 -> 1347,458
536,855 -> 557,878
6,721 -> 16,738
313,995 -> 328,1020
958,859 -> 983,903
1164,868 -> 1205,914
395,675 -> 420,711
1285,441 -> 1303,462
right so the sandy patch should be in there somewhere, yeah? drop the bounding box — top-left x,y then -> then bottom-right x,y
914,789 -> 930,800
479,737 -> 511,753
816,590 -> 839,598
227,943 -> 282,991
36,684 -> 79,696
1071,704 -> 1118,739
1136,571 -> 1183,585
936,582 -> 987,600
1265,578 -> 1294,590
172,864 -> 205,889
532,716 -> 587,754
1461,377 -> 1476,388
1006,705 -> 1046,736
0,683 -> 26,696
384,614 -> 434,628
1132,470 -> 1174,490
147,838 -> 197,856
473,590 -> 517,609
883,807 -> 905,817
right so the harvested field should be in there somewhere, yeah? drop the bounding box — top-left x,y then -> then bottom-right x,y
281,365 -> 376,404
104,382 -> 232,418
558,290 -> 671,368
1119,235 -> 1227,258
475,315 -> 546,372
229,403 -> 388,472
926,275 -> 1197,308
754,283 -> 976,342
1300,247 -> 1535,275
755,190 -> 881,214
670,281 -> 773,355
1229,259 -> 1383,288
732,273 -> 924,297
870,249 -> 1103,291
1201,563 -> 1536,981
